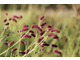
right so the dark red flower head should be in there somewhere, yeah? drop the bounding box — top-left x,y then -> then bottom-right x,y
5,22 -> 9,25
47,25 -> 52,28
37,37 -> 44,43
24,35 -> 31,38
51,44 -> 57,47
9,18 -> 12,21
13,15 -> 19,19
53,49 -> 61,55
19,51 -> 25,54
8,41 -> 14,46
19,16 -> 22,19
40,30 -> 45,36
3,42 -> 8,45
23,25 -> 28,28
29,30 -> 34,33
32,24 -> 42,32
25,49 -> 29,54
47,33 -> 58,39
48,28 -> 60,33
40,22 -> 46,27
21,33 -> 25,38
5,13 -> 8,15
41,42 -> 49,47
30,33 -> 35,37
24,40 -> 27,45
20,41 -> 24,44
3,19 -> 7,22
21,28 -> 28,32
11,48 -> 17,52
13,19 -> 17,23
40,16 -> 44,20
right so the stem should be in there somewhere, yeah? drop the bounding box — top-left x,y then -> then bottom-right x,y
10,52 -> 12,57
5,46 -> 9,57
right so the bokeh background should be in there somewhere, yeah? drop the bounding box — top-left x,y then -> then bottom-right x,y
0,4 -> 80,57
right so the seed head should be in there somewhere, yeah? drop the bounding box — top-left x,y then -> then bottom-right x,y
47,25 -> 52,28
32,24 -> 42,32
5,13 -> 8,15
3,19 -> 7,22
23,25 -> 28,28
41,42 -> 49,47
40,16 -> 44,20
24,40 -> 27,45
13,15 -> 19,19
40,22 -> 46,27
21,28 -> 28,32
9,18 -> 12,21
40,30 -> 45,36
5,22 -> 9,25
51,44 -> 57,47
47,33 -> 57,37
48,28 -> 60,33
37,37 -> 44,43
24,35 -> 31,38
8,41 -> 14,46
35,51 -> 37,54
25,49 -> 29,54
19,51 -> 25,54
21,33 -> 25,38
19,16 -> 22,19
11,48 -> 17,52
30,33 -> 35,37
20,41 -> 24,44
53,49 -> 61,55
3,42 -> 8,45
13,19 -> 17,23
29,30 -> 34,33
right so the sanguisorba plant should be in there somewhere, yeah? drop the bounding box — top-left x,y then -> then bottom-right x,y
0,13 -> 61,57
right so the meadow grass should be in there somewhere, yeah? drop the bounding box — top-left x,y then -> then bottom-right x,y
0,7 -> 80,57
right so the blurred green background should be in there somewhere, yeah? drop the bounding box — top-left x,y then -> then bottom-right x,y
0,4 -> 80,57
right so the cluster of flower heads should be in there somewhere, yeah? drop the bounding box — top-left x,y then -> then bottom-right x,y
3,13 -> 62,56
3,13 -> 22,25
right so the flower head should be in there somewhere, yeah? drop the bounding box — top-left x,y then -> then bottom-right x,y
8,41 -> 14,46
25,49 -> 29,54
11,48 -> 17,52
23,25 -> 28,28
40,16 -> 44,20
40,22 -> 46,27
21,28 -> 28,32
32,24 -> 42,32
53,49 -> 61,55
5,22 -> 9,25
